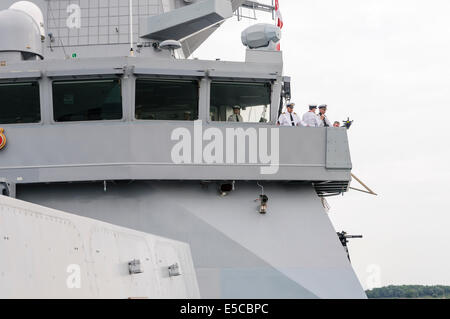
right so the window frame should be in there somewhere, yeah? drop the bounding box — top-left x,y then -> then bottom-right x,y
208,78 -> 274,125
133,76 -> 201,123
50,76 -> 125,124
0,79 -> 42,126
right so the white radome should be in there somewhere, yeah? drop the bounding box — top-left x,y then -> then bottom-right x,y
9,1 -> 45,37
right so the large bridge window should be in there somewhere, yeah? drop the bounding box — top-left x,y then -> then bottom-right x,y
135,79 -> 199,121
53,79 -> 122,122
0,81 -> 40,124
210,81 -> 271,123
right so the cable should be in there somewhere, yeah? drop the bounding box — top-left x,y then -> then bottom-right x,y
48,1 -> 68,58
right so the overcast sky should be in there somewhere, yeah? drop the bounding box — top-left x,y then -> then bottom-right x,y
195,0 -> 450,289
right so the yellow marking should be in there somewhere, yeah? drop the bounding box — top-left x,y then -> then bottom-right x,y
0,128 -> 6,150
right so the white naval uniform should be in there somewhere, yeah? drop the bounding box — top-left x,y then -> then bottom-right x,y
228,114 -> 244,122
318,114 -> 332,127
278,112 -> 302,126
302,111 -> 321,127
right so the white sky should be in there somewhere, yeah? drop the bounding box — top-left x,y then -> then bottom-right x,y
195,0 -> 450,289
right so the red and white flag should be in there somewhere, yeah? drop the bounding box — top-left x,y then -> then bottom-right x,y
275,0 -> 283,50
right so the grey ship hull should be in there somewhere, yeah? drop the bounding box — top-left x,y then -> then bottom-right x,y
17,181 -> 366,298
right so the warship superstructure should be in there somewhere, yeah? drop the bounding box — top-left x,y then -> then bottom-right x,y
0,0 -> 366,298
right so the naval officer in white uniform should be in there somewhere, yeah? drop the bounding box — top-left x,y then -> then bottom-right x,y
228,105 -> 244,122
302,105 -> 321,127
318,104 -> 332,127
277,102 -> 303,126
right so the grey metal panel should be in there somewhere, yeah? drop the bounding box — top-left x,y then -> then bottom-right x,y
231,0 -> 247,11
0,71 -> 41,80
0,166 -> 351,185
270,80 -> 282,123
140,0 -> 233,41
181,22 -> 223,57
38,76 -> 53,124
208,69 -> 279,80
45,0 -> 163,48
180,1 -> 267,57
0,122 -> 352,183
198,78 -> 210,122
245,49 -> 283,64
46,68 -> 124,78
326,128 -> 353,169
0,194 -> 200,298
0,56 -> 282,84
134,67 -> 205,77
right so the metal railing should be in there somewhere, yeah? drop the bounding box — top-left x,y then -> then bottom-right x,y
236,0 -> 275,21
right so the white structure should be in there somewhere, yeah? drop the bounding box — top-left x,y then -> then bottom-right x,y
241,23 -> 281,50
9,1 -> 45,38
0,195 -> 200,299
0,8 -> 43,61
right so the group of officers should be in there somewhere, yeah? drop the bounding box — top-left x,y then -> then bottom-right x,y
277,103 -> 340,127
227,103 -> 340,127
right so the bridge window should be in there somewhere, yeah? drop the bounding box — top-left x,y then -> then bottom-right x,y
0,81 -> 40,124
53,79 -> 122,122
210,81 -> 271,123
135,79 -> 199,121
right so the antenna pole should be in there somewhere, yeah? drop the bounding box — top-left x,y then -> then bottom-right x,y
129,0 -> 134,56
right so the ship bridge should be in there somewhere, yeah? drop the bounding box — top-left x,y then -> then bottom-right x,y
0,54 -> 351,197
0,0 -> 351,197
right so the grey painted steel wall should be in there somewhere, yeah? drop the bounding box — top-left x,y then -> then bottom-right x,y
140,0 -> 232,41
0,194 -> 200,299
0,122 -> 350,183
326,128 -> 352,169
17,181 -> 367,299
